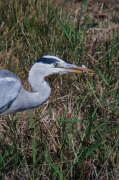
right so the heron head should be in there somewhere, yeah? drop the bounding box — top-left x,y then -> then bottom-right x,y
33,55 -> 94,77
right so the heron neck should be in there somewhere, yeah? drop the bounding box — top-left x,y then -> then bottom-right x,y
28,68 -> 51,107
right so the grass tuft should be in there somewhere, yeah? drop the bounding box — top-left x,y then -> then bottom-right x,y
0,0 -> 119,179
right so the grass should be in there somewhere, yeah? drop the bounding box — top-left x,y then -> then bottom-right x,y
0,0 -> 119,179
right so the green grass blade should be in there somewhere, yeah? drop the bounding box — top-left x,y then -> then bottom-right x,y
86,140 -> 102,157
84,0 -> 88,9
54,11 -> 70,40
46,159 -> 63,179
109,30 -> 114,66
95,66 -> 109,86
32,128 -> 36,165
60,119 -> 89,123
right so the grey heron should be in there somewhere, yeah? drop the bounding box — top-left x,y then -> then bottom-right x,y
0,55 -> 94,115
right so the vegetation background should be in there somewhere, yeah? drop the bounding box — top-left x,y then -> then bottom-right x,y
0,0 -> 119,179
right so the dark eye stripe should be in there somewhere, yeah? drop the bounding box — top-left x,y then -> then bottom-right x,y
35,57 -> 60,64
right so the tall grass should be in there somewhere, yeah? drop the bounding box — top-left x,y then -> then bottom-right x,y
0,0 -> 119,179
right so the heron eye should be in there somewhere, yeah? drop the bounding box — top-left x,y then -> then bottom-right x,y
54,62 -> 59,67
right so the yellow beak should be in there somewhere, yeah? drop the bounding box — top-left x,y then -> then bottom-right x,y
70,67 -> 94,75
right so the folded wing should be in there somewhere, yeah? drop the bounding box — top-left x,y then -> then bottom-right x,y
0,77 -> 21,112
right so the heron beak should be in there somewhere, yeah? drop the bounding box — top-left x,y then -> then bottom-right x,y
69,66 -> 94,75
62,64 -> 94,75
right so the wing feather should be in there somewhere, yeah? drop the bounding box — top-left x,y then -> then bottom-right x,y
0,77 -> 21,111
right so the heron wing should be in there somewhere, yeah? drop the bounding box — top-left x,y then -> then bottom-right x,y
0,77 -> 21,111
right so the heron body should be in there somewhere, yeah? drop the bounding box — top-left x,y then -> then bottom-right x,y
0,55 -> 94,115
